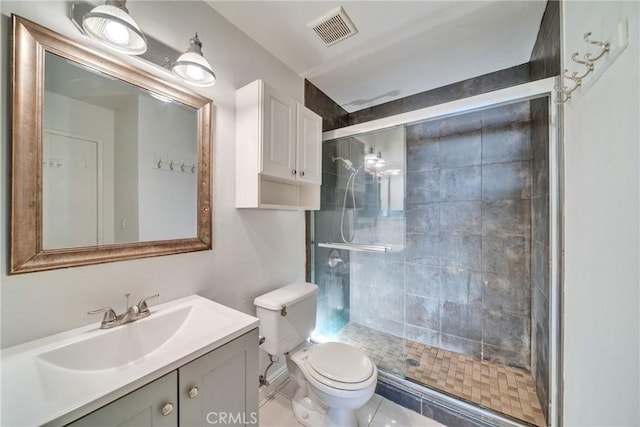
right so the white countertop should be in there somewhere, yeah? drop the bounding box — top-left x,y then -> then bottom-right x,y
0,295 -> 259,426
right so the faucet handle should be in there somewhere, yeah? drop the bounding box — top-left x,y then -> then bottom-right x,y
88,307 -> 117,326
137,294 -> 159,314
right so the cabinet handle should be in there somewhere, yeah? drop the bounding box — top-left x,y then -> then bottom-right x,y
291,169 -> 297,175
161,403 -> 174,416
188,387 -> 199,399
300,171 -> 305,177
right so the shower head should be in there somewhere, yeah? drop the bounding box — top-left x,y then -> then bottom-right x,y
332,156 -> 356,172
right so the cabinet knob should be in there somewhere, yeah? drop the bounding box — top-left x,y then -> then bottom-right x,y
292,169 -> 297,175
188,387 -> 199,399
161,403 -> 174,416
300,171 -> 305,177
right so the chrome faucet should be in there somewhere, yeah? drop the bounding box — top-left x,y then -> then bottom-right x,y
88,294 -> 159,329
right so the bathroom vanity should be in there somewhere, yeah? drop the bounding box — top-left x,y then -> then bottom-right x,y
0,295 -> 259,426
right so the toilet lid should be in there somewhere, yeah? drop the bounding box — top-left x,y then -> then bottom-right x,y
306,342 -> 374,384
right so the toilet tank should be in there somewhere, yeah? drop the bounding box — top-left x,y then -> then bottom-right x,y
254,282 -> 318,355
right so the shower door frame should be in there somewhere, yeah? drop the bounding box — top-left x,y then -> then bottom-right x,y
320,76 -> 562,427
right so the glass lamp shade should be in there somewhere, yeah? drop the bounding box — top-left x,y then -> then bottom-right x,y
364,147 -> 378,164
172,52 -> 216,87
172,34 -> 216,87
82,3 -> 147,55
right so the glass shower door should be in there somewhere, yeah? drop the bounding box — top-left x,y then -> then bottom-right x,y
312,126 -> 407,379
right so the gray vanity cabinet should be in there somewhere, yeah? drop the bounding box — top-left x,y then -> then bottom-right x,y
66,371 -> 178,427
179,328 -> 259,426
65,329 -> 258,427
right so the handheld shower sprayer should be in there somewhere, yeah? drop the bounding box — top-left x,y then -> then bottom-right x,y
332,156 -> 356,173
332,156 -> 360,243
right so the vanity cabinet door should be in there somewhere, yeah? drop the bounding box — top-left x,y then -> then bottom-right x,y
66,371 -> 177,427
178,329 -> 259,426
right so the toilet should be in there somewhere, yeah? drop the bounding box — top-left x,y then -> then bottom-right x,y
254,282 -> 377,427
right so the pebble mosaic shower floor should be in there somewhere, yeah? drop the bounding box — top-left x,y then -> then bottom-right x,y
334,322 -> 546,427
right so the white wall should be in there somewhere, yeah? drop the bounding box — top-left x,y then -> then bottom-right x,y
114,97 -> 140,243
44,91 -> 116,245
562,1 -> 639,425
0,1 -> 304,348
137,95 -> 197,241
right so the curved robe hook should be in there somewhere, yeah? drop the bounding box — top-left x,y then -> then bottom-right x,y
554,90 -> 570,104
555,69 -> 582,104
583,32 -> 611,62
571,52 -> 594,80
554,84 -> 572,104
565,69 -> 583,89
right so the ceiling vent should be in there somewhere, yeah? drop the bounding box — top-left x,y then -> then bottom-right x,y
308,7 -> 358,47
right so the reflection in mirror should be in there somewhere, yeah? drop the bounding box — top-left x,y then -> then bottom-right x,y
11,15 -> 212,274
43,53 -> 198,249
356,126 -> 405,217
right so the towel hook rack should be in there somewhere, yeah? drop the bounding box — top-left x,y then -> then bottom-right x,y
556,30 -> 616,104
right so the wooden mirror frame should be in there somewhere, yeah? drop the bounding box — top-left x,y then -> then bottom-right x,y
10,15 -> 213,274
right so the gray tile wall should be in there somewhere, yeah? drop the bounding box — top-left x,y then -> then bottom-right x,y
529,0 -> 561,81
304,79 -> 349,132
528,2 -> 558,422
530,97 -> 550,422
404,101 -> 533,369
350,247 -> 405,337
348,65 -> 530,127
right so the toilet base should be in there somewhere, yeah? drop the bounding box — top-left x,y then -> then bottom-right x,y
325,407 -> 358,427
291,396 -> 325,427
291,396 -> 360,427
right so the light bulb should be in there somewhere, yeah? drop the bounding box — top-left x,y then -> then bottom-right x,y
364,147 -> 378,164
104,20 -> 130,46
185,65 -> 206,82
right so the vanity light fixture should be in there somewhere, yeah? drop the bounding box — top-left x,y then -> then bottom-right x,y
72,3 -> 217,87
81,0 -> 147,55
172,34 -> 217,87
374,151 -> 386,168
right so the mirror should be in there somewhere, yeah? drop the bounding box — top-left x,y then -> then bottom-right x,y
11,15 -> 213,274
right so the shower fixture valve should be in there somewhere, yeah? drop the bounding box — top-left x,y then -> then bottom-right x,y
328,249 -> 344,268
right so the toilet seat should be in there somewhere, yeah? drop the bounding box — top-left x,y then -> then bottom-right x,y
304,342 -> 375,391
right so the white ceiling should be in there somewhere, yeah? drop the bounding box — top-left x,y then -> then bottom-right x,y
207,1 -> 547,112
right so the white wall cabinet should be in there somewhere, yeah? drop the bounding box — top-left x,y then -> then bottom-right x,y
67,329 -> 258,427
236,79 -> 322,210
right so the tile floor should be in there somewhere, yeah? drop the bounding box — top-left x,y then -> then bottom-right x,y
259,379 -> 444,427
335,322 -> 546,427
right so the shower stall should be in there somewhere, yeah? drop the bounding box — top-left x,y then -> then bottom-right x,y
310,80 -> 559,427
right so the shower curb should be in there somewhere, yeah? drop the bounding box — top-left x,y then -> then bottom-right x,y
376,371 -> 533,427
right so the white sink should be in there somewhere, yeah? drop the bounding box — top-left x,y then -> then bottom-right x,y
37,306 -> 191,371
1,295 -> 259,427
